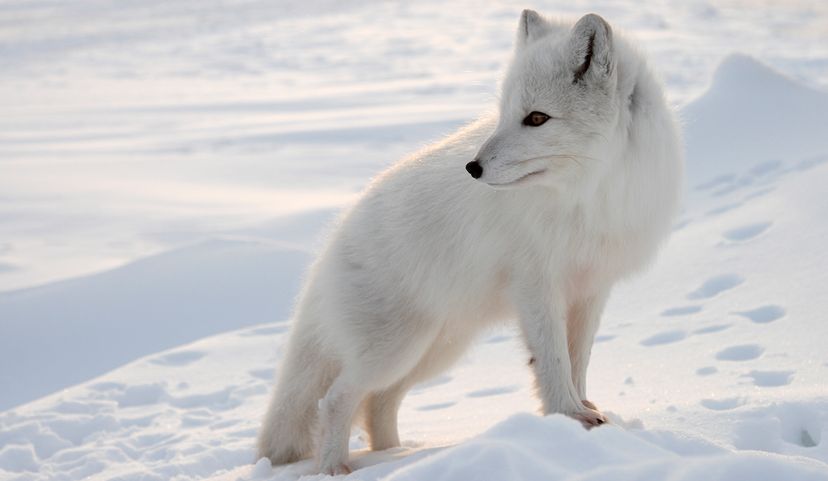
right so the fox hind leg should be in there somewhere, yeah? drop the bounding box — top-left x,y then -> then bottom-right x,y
364,381 -> 408,451
257,334 -> 336,465
316,374 -> 367,475
363,328 -> 477,451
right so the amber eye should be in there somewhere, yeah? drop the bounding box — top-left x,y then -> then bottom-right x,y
522,111 -> 551,127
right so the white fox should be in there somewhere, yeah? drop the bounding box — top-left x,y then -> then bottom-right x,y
258,10 -> 682,475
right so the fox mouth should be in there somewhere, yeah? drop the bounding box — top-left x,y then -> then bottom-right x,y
487,169 -> 548,187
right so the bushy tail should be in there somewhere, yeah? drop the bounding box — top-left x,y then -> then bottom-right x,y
256,333 -> 336,464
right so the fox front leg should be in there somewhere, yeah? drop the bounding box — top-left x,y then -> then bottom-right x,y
513,280 -> 607,428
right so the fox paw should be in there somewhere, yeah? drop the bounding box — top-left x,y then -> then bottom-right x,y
571,401 -> 609,429
320,461 -> 352,476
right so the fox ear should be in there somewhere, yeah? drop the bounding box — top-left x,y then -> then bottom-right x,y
517,9 -> 551,48
568,14 -> 613,84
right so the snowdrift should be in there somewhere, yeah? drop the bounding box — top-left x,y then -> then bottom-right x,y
683,54 -> 828,187
0,239 -> 309,411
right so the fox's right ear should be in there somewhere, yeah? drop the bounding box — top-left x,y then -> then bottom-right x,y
568,14 -> 614,85
517,9 -> 552,49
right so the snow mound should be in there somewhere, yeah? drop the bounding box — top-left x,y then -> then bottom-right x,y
382,414 -> 828,481
0,238 -> 309,412
683,54 -> 828,187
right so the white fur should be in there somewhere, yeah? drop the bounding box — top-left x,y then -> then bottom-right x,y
258,10 -> 682,474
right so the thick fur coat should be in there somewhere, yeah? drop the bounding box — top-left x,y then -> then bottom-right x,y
258,10 -> 683,474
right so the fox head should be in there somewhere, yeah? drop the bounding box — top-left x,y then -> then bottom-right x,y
467,11 -> 621,191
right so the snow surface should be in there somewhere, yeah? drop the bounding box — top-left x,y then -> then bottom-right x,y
2,1 -> 828,480
0,239 -> 311,411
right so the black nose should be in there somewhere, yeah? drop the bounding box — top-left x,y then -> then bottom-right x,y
465,160 -> 483,179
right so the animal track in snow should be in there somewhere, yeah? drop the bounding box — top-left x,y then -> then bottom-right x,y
640,330 -> 687,346
705,202 -> 743,217
715,344 -> 764,361
248,368 -> 275,380
733,402 -> 824,452
693,324 -> 732,335
687,274 -> 745,300
696,366 -> 718,376
700,397 -> 746,411
661,305 -> 702,317
466,385 -> 519,398
732,305 -> 786,323
744,370 -> 794,387
702,161 -> 785,199
416,401 -> 456,411
594,334 -> 616,343
722,222 -> 772,242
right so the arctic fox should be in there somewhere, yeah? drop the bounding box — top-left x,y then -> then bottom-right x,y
258,10 -> 682,474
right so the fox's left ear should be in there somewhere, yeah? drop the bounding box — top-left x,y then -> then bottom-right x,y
568,14 -> 614,85
516,9 -> 553,49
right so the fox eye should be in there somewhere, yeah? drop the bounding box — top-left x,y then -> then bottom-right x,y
522,111 -> 550,127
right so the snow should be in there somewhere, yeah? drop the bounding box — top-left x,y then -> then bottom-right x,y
683,54 -> 828,187
2,1 -> 828,480
0,239 -> 310,411
381,415 -> 828,481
